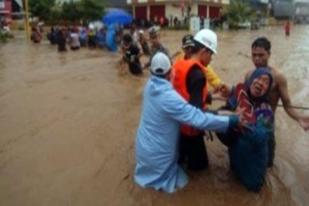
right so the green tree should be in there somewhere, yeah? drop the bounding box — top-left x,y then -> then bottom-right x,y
48,2 -> 62,24
29,0 -> 56,21
59,0 -> 105,24
223,0 -> 254,29
0,31 -> 8,43
80,0 -> 105,23
61,1 -> 82,23
29,0 -> 105,24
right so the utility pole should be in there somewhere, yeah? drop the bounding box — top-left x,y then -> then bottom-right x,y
23,0 -> 30,41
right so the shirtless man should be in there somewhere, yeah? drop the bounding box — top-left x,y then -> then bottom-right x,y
246,37 -> 309,167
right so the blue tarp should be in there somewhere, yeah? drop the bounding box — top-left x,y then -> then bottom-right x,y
105,24 -> 117,52
102,8 -> 133,26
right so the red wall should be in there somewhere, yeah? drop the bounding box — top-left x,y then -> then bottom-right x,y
209,6 -> 220,18
198,5 -> 207,18
0,0 -> 12,19
135,6 -> 147,20
4,0 -> 12,13
150,5 -> 165,22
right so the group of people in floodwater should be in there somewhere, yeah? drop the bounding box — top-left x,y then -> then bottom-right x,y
29,20 -> 307,193
124,27 -> 309,193
31,23 -> 125,52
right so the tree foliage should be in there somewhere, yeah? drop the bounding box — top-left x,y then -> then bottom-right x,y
29,0 -> 56,21
80,0 -> 105,23
61,1 -> 82,23
29,0 -> 105,24
223,0 -> 254,29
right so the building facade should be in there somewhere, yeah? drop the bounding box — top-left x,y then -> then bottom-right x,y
0,0 -> 12,21
271,0 -> 294,18
0,0 -> 23,22
127,0 -> 230,23
57,0 -> 129,9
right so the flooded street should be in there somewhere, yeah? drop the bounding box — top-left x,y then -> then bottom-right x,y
0,25 -> 309,206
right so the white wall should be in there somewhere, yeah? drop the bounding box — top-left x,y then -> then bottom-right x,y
198,0 -> 230,4
0,2 -> 4,10
165,3 -> 203,20
190,4 -> 198,16
128,0 -> 230,5
127,0 -> 148,4
165,4 -> 183,21
221,0 -> 230,4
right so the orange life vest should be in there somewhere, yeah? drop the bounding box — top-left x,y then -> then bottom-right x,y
171,58 -> 208,136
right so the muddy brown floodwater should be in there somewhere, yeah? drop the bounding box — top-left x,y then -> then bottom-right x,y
1,25 -> 309,206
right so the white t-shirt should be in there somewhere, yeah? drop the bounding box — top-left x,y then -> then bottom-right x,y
70,33 -> 80,48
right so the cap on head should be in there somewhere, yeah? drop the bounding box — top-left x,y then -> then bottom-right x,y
193,29 -> 217,54
150,52 -> 171,75
182,34 -> 195,48
148,26 -> 159,38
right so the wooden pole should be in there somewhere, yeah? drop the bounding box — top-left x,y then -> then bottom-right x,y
23,0 -> 30,41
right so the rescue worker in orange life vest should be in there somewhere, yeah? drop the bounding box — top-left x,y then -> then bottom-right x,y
174,34 -> 230,96
171,29 -> 222,170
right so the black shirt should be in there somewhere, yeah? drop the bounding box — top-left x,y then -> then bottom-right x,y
124,44 -> 143,75
186,65 -> 207,109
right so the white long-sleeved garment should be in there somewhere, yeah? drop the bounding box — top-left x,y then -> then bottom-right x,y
134,76 -> 230,193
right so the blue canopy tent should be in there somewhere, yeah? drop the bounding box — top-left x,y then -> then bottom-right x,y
102,8 -> 133,26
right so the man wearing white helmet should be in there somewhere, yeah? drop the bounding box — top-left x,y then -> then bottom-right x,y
134,52 -> 241,193
172,29 -> 223,171
173,34 -> 229,93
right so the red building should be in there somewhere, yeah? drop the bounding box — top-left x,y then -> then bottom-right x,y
127,0 -> 229,23
0,0 -> 12,23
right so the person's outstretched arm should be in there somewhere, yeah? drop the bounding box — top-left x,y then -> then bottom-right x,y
278,72 -> 309,130
161,87 -> 238,133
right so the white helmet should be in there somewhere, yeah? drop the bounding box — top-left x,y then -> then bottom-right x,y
193,29 -> 217,54
150,52 -> 171,75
